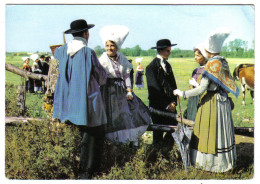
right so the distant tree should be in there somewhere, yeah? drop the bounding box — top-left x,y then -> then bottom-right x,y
147,49 -> 156,57
120,47 -> 132,56
132,45 -> 142,56
140,50 -> 148,56
94,45 -> 105,56
92,38 -> 254,58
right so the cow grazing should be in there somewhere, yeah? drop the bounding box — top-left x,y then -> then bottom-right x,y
233,64 -> 254,105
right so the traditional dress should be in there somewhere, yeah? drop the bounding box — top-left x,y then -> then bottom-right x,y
135,65 -> 144,89
184,66 -> 204,121
99,52 -> 151,143
185,56 -> 239,172
53,36 -> 108,178
22,62 -> 34,93
31,61 -> 43,92
53,38 -> 107,127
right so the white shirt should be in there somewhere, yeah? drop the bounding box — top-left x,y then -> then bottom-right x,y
156,54 -> 167,72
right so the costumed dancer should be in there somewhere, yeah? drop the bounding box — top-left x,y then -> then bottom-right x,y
135,57 -> 144,90
183,44 -> 208,121
22,57 -> 34,93
146,39 -> 178,146
99,25 -> 151,146
30,54 -> 43,93
174,27 -> 239,172
52,19 -> 108,179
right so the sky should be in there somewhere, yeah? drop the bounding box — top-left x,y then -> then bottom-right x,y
5,4 -> 255,53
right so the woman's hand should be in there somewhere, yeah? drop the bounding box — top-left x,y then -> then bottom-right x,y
127,92 -> 133,100
126,88 -> 133,101
173,89 -> 183,97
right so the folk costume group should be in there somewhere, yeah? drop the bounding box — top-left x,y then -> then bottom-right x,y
52,19 -> 239,179
22,54 -> 50,93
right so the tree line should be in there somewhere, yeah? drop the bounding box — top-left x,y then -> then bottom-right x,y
6,39 -> 254,59
94,38 -> 254,58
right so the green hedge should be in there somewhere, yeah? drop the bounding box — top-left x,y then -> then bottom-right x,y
5,121 -> 81,179
5,83 -> 21,117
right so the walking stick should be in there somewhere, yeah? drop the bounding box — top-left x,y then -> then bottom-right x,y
177,95 -> 183,123
63,32 -> 66,44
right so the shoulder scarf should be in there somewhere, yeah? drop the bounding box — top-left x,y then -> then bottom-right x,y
202,56 -> 240,97
99,51 -> 132,78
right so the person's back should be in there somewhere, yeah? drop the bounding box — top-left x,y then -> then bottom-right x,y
42,59 -> 49,75
52,19 -> 107,179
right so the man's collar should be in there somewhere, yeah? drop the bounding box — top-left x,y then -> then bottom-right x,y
73,37 -> 88,45
67,37 -> 88,56
156,54 -> 168,62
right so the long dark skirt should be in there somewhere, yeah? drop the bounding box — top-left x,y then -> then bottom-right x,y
101,78 -> 151,143
135,71 -> 144,85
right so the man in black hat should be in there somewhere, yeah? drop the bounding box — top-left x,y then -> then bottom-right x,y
52,19 -> 108,179
40,55 -> 45,66
146,39 -> 178,146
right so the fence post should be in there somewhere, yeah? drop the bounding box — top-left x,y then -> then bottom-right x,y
17,85 -> 26,116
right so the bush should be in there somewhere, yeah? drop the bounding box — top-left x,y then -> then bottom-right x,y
5,83 -> 21,117
5,121 -> 81,179
5,121 -> 254,179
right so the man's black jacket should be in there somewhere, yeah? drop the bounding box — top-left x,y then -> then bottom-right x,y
146,57 -> 178,113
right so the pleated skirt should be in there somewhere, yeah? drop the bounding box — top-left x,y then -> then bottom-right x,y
101,78 -> 151,143
190,92 -> 236,172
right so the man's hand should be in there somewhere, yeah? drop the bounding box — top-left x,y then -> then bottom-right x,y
173,89 -> 183,97
168,102 -> 176,112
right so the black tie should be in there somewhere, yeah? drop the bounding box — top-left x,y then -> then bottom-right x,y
163,59 -> 167,73
163,58 -> 167,65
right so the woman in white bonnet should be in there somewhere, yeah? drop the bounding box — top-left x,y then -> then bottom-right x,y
99,25 -> 151,146
183,44 -> 208,121
30,54 -> 43,93
134,57 -> 145,90
174,27 -> 239,172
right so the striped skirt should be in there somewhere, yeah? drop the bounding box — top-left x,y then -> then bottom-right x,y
190,92 -> 236,172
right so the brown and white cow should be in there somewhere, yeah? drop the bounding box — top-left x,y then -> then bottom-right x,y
233,64 -> 254,105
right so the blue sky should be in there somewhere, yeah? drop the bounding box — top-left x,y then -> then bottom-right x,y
5,4 -> 254,53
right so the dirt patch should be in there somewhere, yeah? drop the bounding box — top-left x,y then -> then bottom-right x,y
235,135 -> 254,172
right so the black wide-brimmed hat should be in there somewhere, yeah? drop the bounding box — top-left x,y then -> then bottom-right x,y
151,39 -> 177,49
64,19 -> 95,34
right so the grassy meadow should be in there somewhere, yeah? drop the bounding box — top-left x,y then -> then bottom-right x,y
5,55 -> 254,179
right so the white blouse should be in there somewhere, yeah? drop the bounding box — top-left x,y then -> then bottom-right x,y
185,77 -> 218,98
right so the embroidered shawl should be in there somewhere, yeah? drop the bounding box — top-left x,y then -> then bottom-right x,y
202,56 -> 240,97
99,51 -> 132,78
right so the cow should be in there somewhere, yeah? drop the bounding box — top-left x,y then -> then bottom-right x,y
233,64 -> 254,106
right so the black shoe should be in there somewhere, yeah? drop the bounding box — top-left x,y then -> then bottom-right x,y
79,170 -> 92,179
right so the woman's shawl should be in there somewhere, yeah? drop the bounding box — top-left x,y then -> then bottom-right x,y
202,56 -> 240,97
52,43 -> 92,126
99,51 -> 132,78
